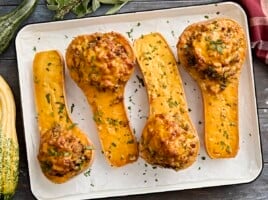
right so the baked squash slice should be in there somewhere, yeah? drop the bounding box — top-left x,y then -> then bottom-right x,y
33,50 -> 94,183
66,32 -> 138,167
134,33 -> 199,170
177,18 -> 247,158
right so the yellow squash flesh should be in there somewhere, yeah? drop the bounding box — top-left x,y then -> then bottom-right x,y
33,50 -> 94,183
177,18 -> 247,158
66,33 -> 138,167
134,33 -> 199,170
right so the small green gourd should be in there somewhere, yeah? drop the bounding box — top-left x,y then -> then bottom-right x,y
0,0 -> 37,54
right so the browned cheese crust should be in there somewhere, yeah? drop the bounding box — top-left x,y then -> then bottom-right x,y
140,113 -> 199,170
177,18 -> 246,93
66,32 -> 135,91
38,124 -> 93,181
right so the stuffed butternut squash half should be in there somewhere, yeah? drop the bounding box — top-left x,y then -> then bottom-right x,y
134,33 -> 199,170
65,32 -> 138,167
177,18 -> 247,158
33,50 -> 94,183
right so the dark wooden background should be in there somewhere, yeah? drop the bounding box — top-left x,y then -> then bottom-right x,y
0,0 -> 267,199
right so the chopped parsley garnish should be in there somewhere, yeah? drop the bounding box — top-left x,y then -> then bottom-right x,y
45,93 -> 51,104
85,145 -> 94,150
84,169 -> 91,177
55,102 -> 65,114
136,75 -> 145,87
93,110 -> 103,124
70,103 -> 75,113
208,39 -> 224,54
167,97 -> 178,108
126,28 -> 133,39
67,123 -> 77,130
107,118 -> 121,126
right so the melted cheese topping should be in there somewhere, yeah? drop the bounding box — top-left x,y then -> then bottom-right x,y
38,124 -> 92,177
178,18 -> 246,93
141,114 -> 198,170
66,32 -> 135,90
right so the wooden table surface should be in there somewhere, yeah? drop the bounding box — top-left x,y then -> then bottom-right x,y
0,0 -> 267,199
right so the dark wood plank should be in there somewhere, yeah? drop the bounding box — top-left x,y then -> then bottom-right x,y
254,56 -> 268,109
0,3 -> 13,13
1,0 -> 44,6
258,108 -> 268,163
0,60 -> 18,92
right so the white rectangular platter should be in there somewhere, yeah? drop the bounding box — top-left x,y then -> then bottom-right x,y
16,2 -> 262,200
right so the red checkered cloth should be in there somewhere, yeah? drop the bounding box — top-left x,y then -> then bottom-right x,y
238,0 -> 268,64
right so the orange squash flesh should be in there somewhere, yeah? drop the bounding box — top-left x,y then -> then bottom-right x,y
33,50 -> 94,183
203,82 -> 238,158
177,18 -> 246,158
134,33 -> 199,170
66,33 -> 138,167
81,86 -> 138,166
184,65 -> 239,158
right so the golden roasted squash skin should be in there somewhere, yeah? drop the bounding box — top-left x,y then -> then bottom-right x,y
177,18 -> 247,158
134,33 -> 199,170
66,32 -> 138,167
33,50 -> 94,183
